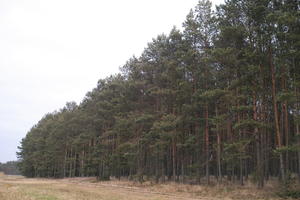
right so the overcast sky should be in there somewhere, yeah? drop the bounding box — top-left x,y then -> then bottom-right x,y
0,0 -> 224,163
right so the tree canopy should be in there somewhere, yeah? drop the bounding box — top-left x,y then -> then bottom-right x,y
18,0 -> 300,188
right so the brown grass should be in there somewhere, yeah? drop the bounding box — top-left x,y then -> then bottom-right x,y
0,175 -> 283,200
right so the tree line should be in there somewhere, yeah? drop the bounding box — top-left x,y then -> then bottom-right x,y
17,0 -> 299,188
0,161 -> 20,175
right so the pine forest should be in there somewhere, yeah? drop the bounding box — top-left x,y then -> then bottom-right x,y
17,0 -> 300,189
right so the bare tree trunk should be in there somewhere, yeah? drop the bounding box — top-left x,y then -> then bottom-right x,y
283,101 -> 289,171
63,147 -> 67,178
297,123 -> 300,182
253,92 -> 264,188
205,104 -> 210,184
195,116 -> 201,184
216,106 -> 222,183
181,153 -> 185,183
69,147 -> 73,178
81,148 -> 85,177
270,48 -> 285,181
239,159 -> 243,186
295,87 -> 300,181
281,66 -> 289,172
237,88 -> 243,185
172,138 -> 176,182
73,151 -> 76,177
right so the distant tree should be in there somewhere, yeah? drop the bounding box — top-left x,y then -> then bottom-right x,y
0,161 -> 20,175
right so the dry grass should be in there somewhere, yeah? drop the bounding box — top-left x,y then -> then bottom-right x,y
0,175 -> 283,200
91,179 -> 282,200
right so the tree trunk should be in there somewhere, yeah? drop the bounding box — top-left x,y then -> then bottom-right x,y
283,101 -> 289,172
281,66 -> 289,172
63,147 -> 67,178
205,104 -> 210,184
253,92 -> 264,188
216,106 -> 222,183
297,123 -> 300,182
73,151 -> 76,177
69,147 -> 73,178
81,148 -> 85,177
239,159 -> 243,186
296,87 -> 300,181
270,48 -> 285,181
172,138 -> 176,182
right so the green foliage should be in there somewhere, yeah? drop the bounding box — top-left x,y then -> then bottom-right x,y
197,89 -> 227,101
231,105 -> 252,112
273,145 -> 300,154
233,119 -> 268,130
222,139 -> 251,165
277,92 -> 296,103
278,172 -> 300,199
17,0 -> 300,188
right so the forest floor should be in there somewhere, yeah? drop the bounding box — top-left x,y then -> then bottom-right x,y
0,173 -> 284,200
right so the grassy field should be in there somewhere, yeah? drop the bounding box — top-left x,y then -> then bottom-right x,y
0,173 -> 282,200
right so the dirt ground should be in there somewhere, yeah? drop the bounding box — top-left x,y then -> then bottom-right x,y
0,174 -> 282,200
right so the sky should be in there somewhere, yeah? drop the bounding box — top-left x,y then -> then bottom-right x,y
0,0 -> 224,163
